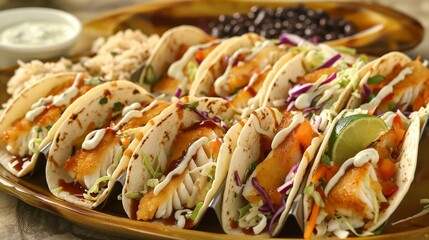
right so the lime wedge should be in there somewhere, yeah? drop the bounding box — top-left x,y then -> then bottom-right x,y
328,114 -> 388,165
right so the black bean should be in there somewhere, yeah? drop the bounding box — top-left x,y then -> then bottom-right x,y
207,5 -> 358,41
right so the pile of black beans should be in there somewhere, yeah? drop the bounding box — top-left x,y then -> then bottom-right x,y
208,5 -> 357,42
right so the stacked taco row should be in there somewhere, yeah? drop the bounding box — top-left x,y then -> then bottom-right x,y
1,25 -> 428,239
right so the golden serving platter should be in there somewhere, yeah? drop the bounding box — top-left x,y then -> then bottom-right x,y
0,0 -> 428,239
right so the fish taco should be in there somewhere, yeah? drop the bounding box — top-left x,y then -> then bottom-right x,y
0,72 -> 107,177
138,25 -> 223,97
347,51 -> 429,115
303,109 -> 419,238
122,96 -> 239,228
222,107 -> 323,237
46,80 -> 162,209
261,44 -> 366,132
190,34 -> 296,115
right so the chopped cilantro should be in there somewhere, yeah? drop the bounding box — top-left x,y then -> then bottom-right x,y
113,102 -> 124,112
45,125 -> 52,131
311,100 -> 318,107
367,75 -> 385,85
99,97 -> 108,105
368,93 -> 376,102
34,126 -> 42,133
245,161 -> 257,180
321,154 -> 331,165
182,101 -> 199,110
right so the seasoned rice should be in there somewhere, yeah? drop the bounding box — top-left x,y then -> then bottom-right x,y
6,29 -> 159,98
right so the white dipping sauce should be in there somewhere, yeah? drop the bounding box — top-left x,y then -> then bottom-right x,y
0,21 -> 73,46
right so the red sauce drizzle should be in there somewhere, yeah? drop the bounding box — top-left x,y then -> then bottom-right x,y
130,198 -> 139,220
58,179 -> 86,198
10,155 -> 31,172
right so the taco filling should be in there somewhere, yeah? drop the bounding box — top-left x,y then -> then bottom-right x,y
62,100 -> 169,201
212,41 -> 286,105
233,111 -> 320,235
359,58 -> 429,114
130,105 -> 227,228
0,73 -> 103,172
272,45 -> 364,122
153,39 -> 221,96
304,113 -> 407,239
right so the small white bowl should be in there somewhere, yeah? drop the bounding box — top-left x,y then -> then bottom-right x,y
0,7 -> 82,67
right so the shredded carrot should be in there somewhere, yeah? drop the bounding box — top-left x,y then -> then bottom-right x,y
304,203 -> 320,239
196,50 -> 204,63
311,165 -> 327,184
325,165 -> 339,182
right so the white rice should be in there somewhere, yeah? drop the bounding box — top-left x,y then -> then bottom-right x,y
5,29 -> 160,98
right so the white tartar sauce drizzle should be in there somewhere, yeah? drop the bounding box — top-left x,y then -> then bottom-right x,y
25,106 -> 46,122
362,67 -> 413,110
24,74 -> 82,121
111,110 -> 143,132
271,114 -> 304,149
168,40 -> 221,84
247,65 -> 271,88
214,47 -> 252,96
324,148 -> 379,196
0,21 -> 74,46
153,137 -> 208,195
82,129 -> 107,150
122,102 -> 141,116
294,74 -> 337,109
31,95 -> 54,109
244,41 -> 273,62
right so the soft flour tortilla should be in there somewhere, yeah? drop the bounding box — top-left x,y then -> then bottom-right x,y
303,109 -> 420,236
122,96 -> 238,227
46,80 -> 154,209
222,107 -> 323,237
0,73 -> 90,177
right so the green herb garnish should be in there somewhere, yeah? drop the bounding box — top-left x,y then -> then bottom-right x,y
99,97 -> 108,105
113,102 -> 124,112
368,93 -> 376,102
45,125 -> 52,131
367,75 -> 385,85
245,161 -> 257,180
34,126 -> 42,133
182,101 -> 199,110
237,204 -> 251,220
189,202 -> 204,221
321,154 -> 331,165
